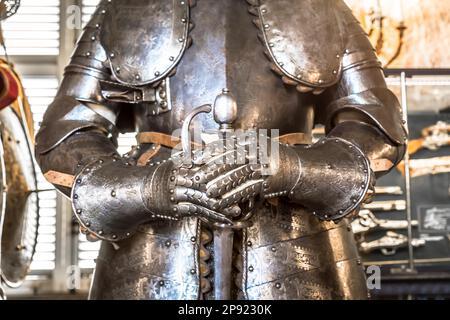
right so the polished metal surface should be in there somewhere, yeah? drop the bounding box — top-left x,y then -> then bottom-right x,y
242,202 -> 367,300
89,218 -> 201,300
0,107 -> 38,287
100,0 -> 190,86
139,0 -> 315,136
35,0 -> 408,300
254,0 -> 343,88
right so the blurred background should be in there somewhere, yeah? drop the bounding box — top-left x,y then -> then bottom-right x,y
0,0 -> 449,299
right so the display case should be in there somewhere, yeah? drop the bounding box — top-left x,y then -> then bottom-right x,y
357,72 -> 450,299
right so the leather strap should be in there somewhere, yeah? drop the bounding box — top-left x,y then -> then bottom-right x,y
137,131 -> 195,149
44,170 -> 75,188
137,131 -> 313,147
277,132 -> 312,145
370,158 -> 394,173
137,145 -> 161,166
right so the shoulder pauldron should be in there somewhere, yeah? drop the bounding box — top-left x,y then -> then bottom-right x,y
248,0 -> 345,88
99,0 -> 190,86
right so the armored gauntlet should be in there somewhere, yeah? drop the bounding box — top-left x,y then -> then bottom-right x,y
71,156 -> 240,242
203,136 -> 374,222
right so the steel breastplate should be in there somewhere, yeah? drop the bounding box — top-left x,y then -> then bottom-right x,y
134,0 -> 316,135
97,0 -> 350,136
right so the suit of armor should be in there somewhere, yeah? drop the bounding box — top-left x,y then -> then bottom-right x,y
35,0 -> 406,300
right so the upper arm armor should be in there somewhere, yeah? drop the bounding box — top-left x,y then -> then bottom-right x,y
322,1 -> 407,146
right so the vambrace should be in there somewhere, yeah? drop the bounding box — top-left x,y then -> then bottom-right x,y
35,95 -> 120,196
328,121 -> 406,176
265,138 -> 373,221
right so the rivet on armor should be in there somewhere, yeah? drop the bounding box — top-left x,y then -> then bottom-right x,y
109,53 -> 115,58
85,222 -> 91,227
98,230 -> 104,236
86,51 -> 91,57
95,23 -> 100,28
155,71 -> 160,76
165,240 -> 171,247
112,235 -> 117,240
159,280 -> 165,286
135,74 -> 141,80
357,259 -> 362,265
275,283 -> 282,289
116,67 -> 121,73
91,36 -> 96,41
336,54 -> 340,58
173,207 -> 178,212
247,241 -> 252,247
190,236 -> 196,243
126,233 -> 131,237
261,8 -> 267,14
169,56 -> 175,61
76,179 -> 82,184
99,159 -> 104,164
178,37 -> 184,43
169,189 -> 174,194
74,194 -> 79,199
170,197 -> 175,202
76,209 -> 82,214
347,225 -> 352,232
101,9 -> 106,14
190,269 -> 196,275
111,190 -> 116,197
333,70 -> 337,74
181,18 -> 187,23
271,247 -> 277,252
170,176 -> 176,182
248,266 -> 254,272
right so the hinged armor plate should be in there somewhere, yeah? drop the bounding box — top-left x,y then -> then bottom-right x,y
252,0 -> 344,88
100,0 -> 190,86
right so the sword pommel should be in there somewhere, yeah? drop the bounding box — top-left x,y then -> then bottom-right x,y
213,88 -> 237,131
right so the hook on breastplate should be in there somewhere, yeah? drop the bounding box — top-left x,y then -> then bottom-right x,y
181,88 -> 238,158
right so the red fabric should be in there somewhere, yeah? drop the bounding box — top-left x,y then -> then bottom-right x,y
0,67 -> 19,109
